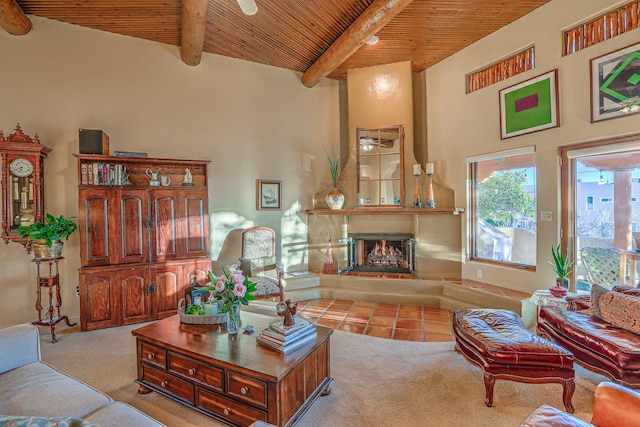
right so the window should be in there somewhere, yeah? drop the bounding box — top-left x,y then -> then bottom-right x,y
467,147 -> 536,269
563,1 -> 640,56
561,137 -> 640,293
586,195 -> 594,211
466,46 -> 535,93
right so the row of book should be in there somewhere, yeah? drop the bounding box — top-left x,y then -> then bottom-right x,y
81,163 -> 130,186
256,316 -> 317,354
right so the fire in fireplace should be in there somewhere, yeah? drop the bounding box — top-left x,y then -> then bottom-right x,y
342,233 -> 416,274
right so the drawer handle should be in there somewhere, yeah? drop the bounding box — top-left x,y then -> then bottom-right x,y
147,353 -> 155,360
188,368 -> 196,375
223,408 -> 232,416
160,380 -> 168,388
241,387 -> 249,395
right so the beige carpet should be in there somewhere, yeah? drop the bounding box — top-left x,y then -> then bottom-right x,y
39,319 -> 604,427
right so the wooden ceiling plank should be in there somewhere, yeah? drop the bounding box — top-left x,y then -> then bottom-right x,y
180,0 -> 210,66
0,0 -> 32,35
302,0 -> 413,87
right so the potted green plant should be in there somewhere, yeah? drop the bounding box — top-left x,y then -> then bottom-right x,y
324,144 -> 344,210
17,213 -> 78,259
547,244 -> 574,295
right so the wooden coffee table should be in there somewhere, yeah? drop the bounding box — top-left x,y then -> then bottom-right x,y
132,312 -> 333,427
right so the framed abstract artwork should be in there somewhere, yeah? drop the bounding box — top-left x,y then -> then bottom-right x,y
590,42 -> 640,122
499,69 -> 559,139
256,179 -> 281,210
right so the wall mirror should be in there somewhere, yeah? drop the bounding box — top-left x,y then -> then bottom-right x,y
356,125 -> 404,207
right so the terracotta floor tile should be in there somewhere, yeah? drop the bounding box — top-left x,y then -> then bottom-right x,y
368,316 -> 396,327
393,329 -> 423,341
373,308 -> 398,317
345,313 -> 370,324
365,326 -> 394,338
423,332 -> 454,342
302,298 -> 454,342
397,310 -> 422,319
396,319 -> 423,330
338,322 -> 367,334
376,303 -> 399,309
351,306 -> 374,315
423,312 -> 450,322
316,317 -> 342,328
423,321 -> 452,334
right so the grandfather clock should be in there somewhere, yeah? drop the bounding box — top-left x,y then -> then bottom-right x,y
0,124 -> 51,250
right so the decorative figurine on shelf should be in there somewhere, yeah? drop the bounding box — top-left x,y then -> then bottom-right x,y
412,163 -> 422,208
425,162 -> 436,208
121,167 -> 132,186
182,168 -> 194,186
276,299 -> 298,327
146,168 -> 160,186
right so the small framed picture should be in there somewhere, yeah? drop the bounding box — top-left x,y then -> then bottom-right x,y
499,69 -> 559,139
590,41 -> 640,122
256,179 -> 281,210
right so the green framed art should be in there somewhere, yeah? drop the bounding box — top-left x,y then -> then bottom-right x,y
499,69 -> 559,140
590,42 -> 640,122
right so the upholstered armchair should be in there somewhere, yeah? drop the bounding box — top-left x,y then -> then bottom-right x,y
239,226 -> 284,301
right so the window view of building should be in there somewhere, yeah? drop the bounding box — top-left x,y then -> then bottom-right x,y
468,148 -> 536,268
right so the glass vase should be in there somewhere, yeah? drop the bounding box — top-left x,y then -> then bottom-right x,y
226,302 -> 241,334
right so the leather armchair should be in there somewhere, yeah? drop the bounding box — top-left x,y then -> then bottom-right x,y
520,381 -> 640,427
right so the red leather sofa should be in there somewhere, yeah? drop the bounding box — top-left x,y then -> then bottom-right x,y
520,381 -> 640,427
536,285 -> 640,388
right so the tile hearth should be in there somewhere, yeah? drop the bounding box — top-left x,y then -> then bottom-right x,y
297,299 -> 454,342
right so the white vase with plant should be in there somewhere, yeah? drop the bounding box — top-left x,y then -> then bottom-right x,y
547,244 -> 574,296
324,144 -> 344,210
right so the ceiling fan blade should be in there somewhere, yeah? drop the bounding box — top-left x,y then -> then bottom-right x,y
237,0 -> 258,15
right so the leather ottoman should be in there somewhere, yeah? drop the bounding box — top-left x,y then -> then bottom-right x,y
453,309 -> 575,413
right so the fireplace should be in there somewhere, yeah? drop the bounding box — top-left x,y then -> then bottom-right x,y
341,233 -> 417,275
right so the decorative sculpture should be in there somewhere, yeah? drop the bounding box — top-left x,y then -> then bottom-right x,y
182,168 -> 194,186
276,299 -> 298,326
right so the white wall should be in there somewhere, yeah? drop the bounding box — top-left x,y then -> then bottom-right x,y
0,16 -> 340,327
424,0 -> 640,293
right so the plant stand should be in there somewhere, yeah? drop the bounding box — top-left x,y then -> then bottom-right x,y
32,257 -> 76,342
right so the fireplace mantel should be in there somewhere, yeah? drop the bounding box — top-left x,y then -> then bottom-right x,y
307,207 -> 464,216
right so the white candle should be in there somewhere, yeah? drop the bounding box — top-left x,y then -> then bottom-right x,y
413,164 -> 421,176
425,163 -> 435,175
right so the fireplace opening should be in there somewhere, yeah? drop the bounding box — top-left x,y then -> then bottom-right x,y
342,233 -> 416,275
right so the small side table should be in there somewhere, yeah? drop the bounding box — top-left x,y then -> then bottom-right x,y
32,257 -> 76,342
530,289 -> 579,322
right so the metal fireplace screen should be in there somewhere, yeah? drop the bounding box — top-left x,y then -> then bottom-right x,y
340,233 -> 416,275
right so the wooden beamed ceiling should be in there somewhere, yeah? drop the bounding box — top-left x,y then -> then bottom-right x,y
7,0 -> 553,87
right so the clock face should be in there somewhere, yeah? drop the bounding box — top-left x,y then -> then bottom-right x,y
9,158 -> 34,177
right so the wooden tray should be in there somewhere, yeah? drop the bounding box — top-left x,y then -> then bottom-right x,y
178,298 -> 227,325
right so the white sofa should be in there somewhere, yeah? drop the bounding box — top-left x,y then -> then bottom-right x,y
0,323 -> 164,427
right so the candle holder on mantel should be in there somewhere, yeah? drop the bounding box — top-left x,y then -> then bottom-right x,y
412,164 -> 422,208
425,163 -> 436,208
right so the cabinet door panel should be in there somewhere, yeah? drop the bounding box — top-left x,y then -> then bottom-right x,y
184,190 -> 209,258
151,265 -> 183,319
187,259 -> 211,285
150,190 -> 184,261
120,190 -> 149,264
79,271 -> 120,330
121,268 -> 151,325
80,190 -> 116,266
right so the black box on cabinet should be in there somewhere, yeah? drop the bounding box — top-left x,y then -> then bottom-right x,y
79,129 -> 110,155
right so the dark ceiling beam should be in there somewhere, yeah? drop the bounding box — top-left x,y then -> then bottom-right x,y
301,0 -> 414,88
180,0 -> 210,66
0,0 -> 32,35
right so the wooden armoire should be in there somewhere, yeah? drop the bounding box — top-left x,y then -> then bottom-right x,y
74,154 -> 211,330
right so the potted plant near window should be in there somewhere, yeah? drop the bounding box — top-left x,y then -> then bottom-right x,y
547,244 -> 574,297
324,144 -> 344,210
17,213 -> 78,259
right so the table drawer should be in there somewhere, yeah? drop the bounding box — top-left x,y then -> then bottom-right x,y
228,371 -> 268,407
140,342 -> 167,369
168,352 -> 224,391
197,388 -> 267,425
142,365 -> 195,403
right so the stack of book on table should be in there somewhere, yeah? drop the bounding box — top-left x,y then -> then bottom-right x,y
257,317 -> 317,354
